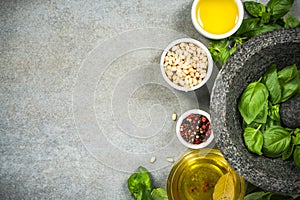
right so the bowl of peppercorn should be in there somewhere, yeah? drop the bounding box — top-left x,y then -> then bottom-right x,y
176,109 -> 214,149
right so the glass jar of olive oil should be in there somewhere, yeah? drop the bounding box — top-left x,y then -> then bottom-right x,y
167,149 -> 246,200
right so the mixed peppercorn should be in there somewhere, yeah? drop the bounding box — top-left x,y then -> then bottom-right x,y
189,181 -> 214,193
180,114 -> 211,145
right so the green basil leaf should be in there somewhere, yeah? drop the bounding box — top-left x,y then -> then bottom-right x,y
238,81 -> 269,124
229,37 -> 243,56
268,103 -> 281,121
137,185 -> 152,200
263,126 -> 291,158
284,14 -> 300,28
209,39 -> 229,51
282,143 -> 294,160
292,128 -> 300,145
245,24 -> 280,38
208,39 -> 230,64
235,18 -> 260,37
128,166 -> 152,199
267,0 -> 294,19
229,46 -> 237,56
278,64 -> 300,102
267,193 -> 296,200
243,120 -> 262,130
253,101 -> 268,124
244,191 -> 271,200
244,127 -> 264,155
298,71 -> 300,94
244,1 -> 266,17
262,64 -> 282,104
297,70 -> 300,95
219,48 -> 230,65
260,12 -> 271,24
151,188 -> 168,200
278,64 -> 298,82
245,182 -> 264,195
210,50 -> 220,64
280,73 -> 300,102
293,146 -> 300,171
265,118 -> 281,129
234,37 -> 243,46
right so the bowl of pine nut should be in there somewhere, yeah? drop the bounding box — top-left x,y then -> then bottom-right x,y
160,38 -> 213,92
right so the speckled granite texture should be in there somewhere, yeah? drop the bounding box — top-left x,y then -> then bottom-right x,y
281,95 -> 300,128
211,28 -> 300,194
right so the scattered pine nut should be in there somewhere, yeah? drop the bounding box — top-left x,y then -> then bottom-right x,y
166,157 -> 174,163
172,113 -> 177,121
150,156 -> 156,163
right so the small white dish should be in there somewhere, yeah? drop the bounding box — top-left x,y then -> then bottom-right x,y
160,38 -> 213,92
176,109 -> 214,149
191,0 -> 244,40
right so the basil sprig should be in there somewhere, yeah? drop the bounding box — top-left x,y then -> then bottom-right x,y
209,0 -> 300,65
128,167 -> 168,200
238,64 -> 300,171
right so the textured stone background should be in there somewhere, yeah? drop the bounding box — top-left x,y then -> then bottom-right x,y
0,0 -> 299,199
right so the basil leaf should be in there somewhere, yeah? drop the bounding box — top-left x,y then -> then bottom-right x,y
235,18 -> 260,37
229,37 -> 243,56
284,14 -> 300,28
243,120 -> 262,130
262,64 -> 282,104
128,166 -> 152,199
151,188 -> 168,200
263,126 -> 291,158
268,104 -> 280,121
208,39 -> 230,64
253,101 -> 268,124
244,127 -> 264,155
219,48 -> 230,65
298,71 -> 300,95
292,128 -> 300,145
244,24 -> 280,38
238,81 -> 269,124
267,193 -> 296,200
267,0 -> 294,19
260,12 -> 271,24
209,39 -> 228,52
278,64 -> 300,102
244,191 -> 271,200
282,143 -> 294,160
138,185 -> 152,200
280,72 -> 300,102
244,1 -> 266,17
293,146 -> 300,171
278,64 -> 298,82
281,80 -> 300,102
265,117 -> 281,129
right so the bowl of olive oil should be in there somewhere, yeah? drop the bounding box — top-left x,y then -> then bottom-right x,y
191,0 -> 244,39
167,149 -> 245,200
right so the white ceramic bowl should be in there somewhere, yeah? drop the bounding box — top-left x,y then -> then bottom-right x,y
160,38 -> 213,92
191,0 -> 244,40
176,109 -> 214,149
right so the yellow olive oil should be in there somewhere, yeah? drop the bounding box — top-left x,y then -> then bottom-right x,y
167,149 -> 245,200
177,159 -> 227,200
195,0 -> 239,34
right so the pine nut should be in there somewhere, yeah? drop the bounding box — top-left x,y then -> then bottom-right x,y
163,41 -> 209,90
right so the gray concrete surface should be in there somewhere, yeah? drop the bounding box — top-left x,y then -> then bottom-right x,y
1,0 -> 299,199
